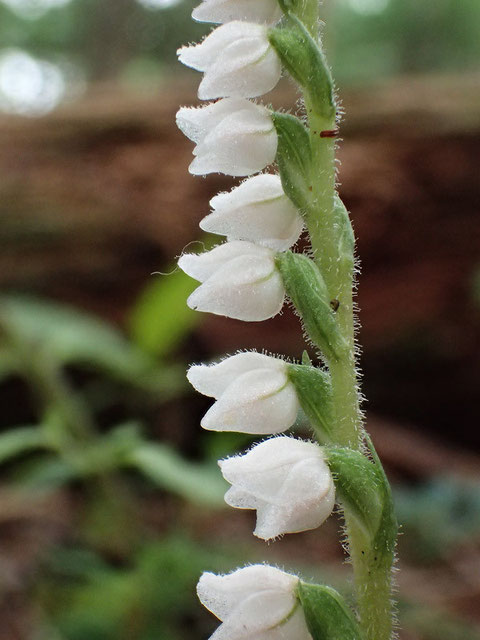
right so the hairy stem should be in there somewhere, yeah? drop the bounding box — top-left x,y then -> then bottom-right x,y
298,3 -> 395,639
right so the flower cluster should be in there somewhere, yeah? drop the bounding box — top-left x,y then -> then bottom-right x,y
176,0 -> 344,638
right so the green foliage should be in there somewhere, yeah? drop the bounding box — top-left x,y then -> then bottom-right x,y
395,477 -> 480,563
0,425 -> 47,464
37,536 -> 237,640
129,268 -> 199,358
128,442 -> 226,508
0,295 -> 176,392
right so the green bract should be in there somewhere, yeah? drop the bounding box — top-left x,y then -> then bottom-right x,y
271,111 -> 312,212
269,15 -> 336,121
298,583 -> 364,640
276,251 -> 348,361
288,363 -> 334,442
333,195 -> 355,276
326,445 -> 397,557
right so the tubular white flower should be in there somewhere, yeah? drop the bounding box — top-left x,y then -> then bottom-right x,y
187,351 -> 299,433
178,241 -> 285,322
192,0 -> 282,26
197,564 -> 312,640
176,98 -> 277,176
219,437 -> 335,540
201,174 -> 304,251
178,22 -> 282,100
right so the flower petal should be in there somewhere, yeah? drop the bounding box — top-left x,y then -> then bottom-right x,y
178,22 -> 267,72
187,351 -> 286,398
186,252 -> 284,321
178,241 -> 271,283
201,368 -> 298,433
176,97 -> 248,144
201,175 -> 303,250
196,27 -> 281,99
197,565 -> 298,621
188,102 -> 277,176
192,0 -> 282,25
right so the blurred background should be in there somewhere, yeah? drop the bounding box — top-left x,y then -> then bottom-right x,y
0,0 -> 479,638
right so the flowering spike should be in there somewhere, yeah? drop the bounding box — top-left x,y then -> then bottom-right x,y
200,174 -> 303,251
187,352 -> 299,434
178,22 -> 282,100
219,436 -> 335,539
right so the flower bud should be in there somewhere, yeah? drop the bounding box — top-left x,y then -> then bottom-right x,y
178,241 -> 285,321
197,564 -> 311,640
200,174 -> 303,251
187,351 -> 299,433
178,22 -> 282,100
176,98 -> 277,176
219,436 -> 335,539
192,0 -> 282,26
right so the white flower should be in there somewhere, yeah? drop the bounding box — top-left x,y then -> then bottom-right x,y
192,0 -> 282,26
219,437 -> 335,540
201,174 -> 303,251
197,565 -> 312,640
178,241 -> 285,322
187,351 -> 299,433
178,22 -> 282,100
176,98 -> 277,176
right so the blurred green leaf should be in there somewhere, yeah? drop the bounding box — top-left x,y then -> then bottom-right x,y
0,295 -> 182,394
0,425 -> 47,465
129,269 -> 199,358
395,477 -> 480,563
128,442 -> 226,508
12,455 -> 79,491
38,535 -> 237,640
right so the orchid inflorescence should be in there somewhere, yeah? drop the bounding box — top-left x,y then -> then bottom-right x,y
175,0 -> 398,638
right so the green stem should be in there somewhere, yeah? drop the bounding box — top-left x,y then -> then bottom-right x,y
296,3 -> 396,639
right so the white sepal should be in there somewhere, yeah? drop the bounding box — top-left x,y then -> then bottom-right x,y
178,22 -> 281,100
192,0 -> 282,26
219,437 -> 335,540
178,241 -> 285,322
187,351 -> 299,434
197,564 -> 312,640
201,174 -> 303,250
176,98 -> 277,176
